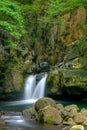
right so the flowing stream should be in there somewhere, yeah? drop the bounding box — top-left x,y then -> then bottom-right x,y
0,73 -> 87,130
24,74 -> 47,100
1,74 -> 48,106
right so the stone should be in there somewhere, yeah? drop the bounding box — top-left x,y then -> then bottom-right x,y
70,125 -> 84,130
62,104 -> 78,118
22,105 -> 37,119
34,97 -> 56,112
56,104 -> 64,111
74,113 -> 87,124
36,62 -> 50,72
80,108 -> 87,116
37,106 -> 63,125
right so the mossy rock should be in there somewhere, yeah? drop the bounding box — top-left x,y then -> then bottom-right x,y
34,97 -> 56,112
61,69 -> 87,95
37,106 -> 63,125
46,71 -> 62,96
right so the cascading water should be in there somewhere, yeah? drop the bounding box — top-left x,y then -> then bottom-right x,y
32,74 -> 47,99
24,74 -> 47,101
5,74 -> 47,106
24,75 -> 36,100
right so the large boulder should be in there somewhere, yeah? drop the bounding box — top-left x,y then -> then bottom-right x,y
37,106 -> 63,125
34,97 -> 56,112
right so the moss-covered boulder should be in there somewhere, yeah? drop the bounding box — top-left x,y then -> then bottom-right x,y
34,97 -> 56,112
37,106 -> 63,125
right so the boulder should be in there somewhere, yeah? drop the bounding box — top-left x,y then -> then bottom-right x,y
74,113 -> 87,124
70,125 -> 84,130
37,106 -> 63,125
81,108 -> 87,116
62,104 -> 78,119
34,97 -> 56,112
65,104 -> 79,111
22,104 -> 37,119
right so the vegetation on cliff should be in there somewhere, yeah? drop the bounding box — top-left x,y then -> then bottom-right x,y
0,0 -> 87,95
0,0 -> 25,48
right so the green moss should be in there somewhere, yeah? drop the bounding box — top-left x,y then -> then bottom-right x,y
45,115 -> 53,124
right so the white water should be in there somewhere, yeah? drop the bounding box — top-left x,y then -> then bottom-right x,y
24,74 -> 47,100
24,75 -> 36,100
32,74 -> 47,99
4,74 -> 47,106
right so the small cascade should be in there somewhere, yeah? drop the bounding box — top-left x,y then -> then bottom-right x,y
32,74 -> 47,99
24,75 -> 36,100
24,74 -> 47,101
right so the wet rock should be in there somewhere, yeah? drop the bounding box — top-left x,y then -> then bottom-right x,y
37,106 -> 63,125
65,104 -> 79,112
62,104 -> 78,119
61,69 -> 87,95
46,71 -> 62,96
80,108 -> 87,116
36,62 -> 50,73
56,104 -> 64,112
34,97 -> 56,112
70,125 -> 84,130
74,113 -> 87,124
63,118 -> 75,126
23,104 -> 37,119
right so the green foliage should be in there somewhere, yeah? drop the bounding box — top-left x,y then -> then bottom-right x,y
13,56 -> 19,64
0,0 -> 25,48
40,0 -> 84,24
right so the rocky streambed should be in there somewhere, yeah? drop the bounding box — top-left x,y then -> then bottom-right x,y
0,97 -> 87,130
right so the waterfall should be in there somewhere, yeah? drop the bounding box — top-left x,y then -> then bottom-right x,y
24,75 -> 36,100
24,74 -> 47,101
4,74 -> 47,106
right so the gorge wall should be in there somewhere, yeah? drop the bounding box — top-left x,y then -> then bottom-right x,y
0,4 -> 87,100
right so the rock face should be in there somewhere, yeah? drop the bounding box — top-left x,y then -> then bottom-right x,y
46,42 -> 87,97
60,7 -> 86,45
0,5 -> 86,100
4,68 -> 24,93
